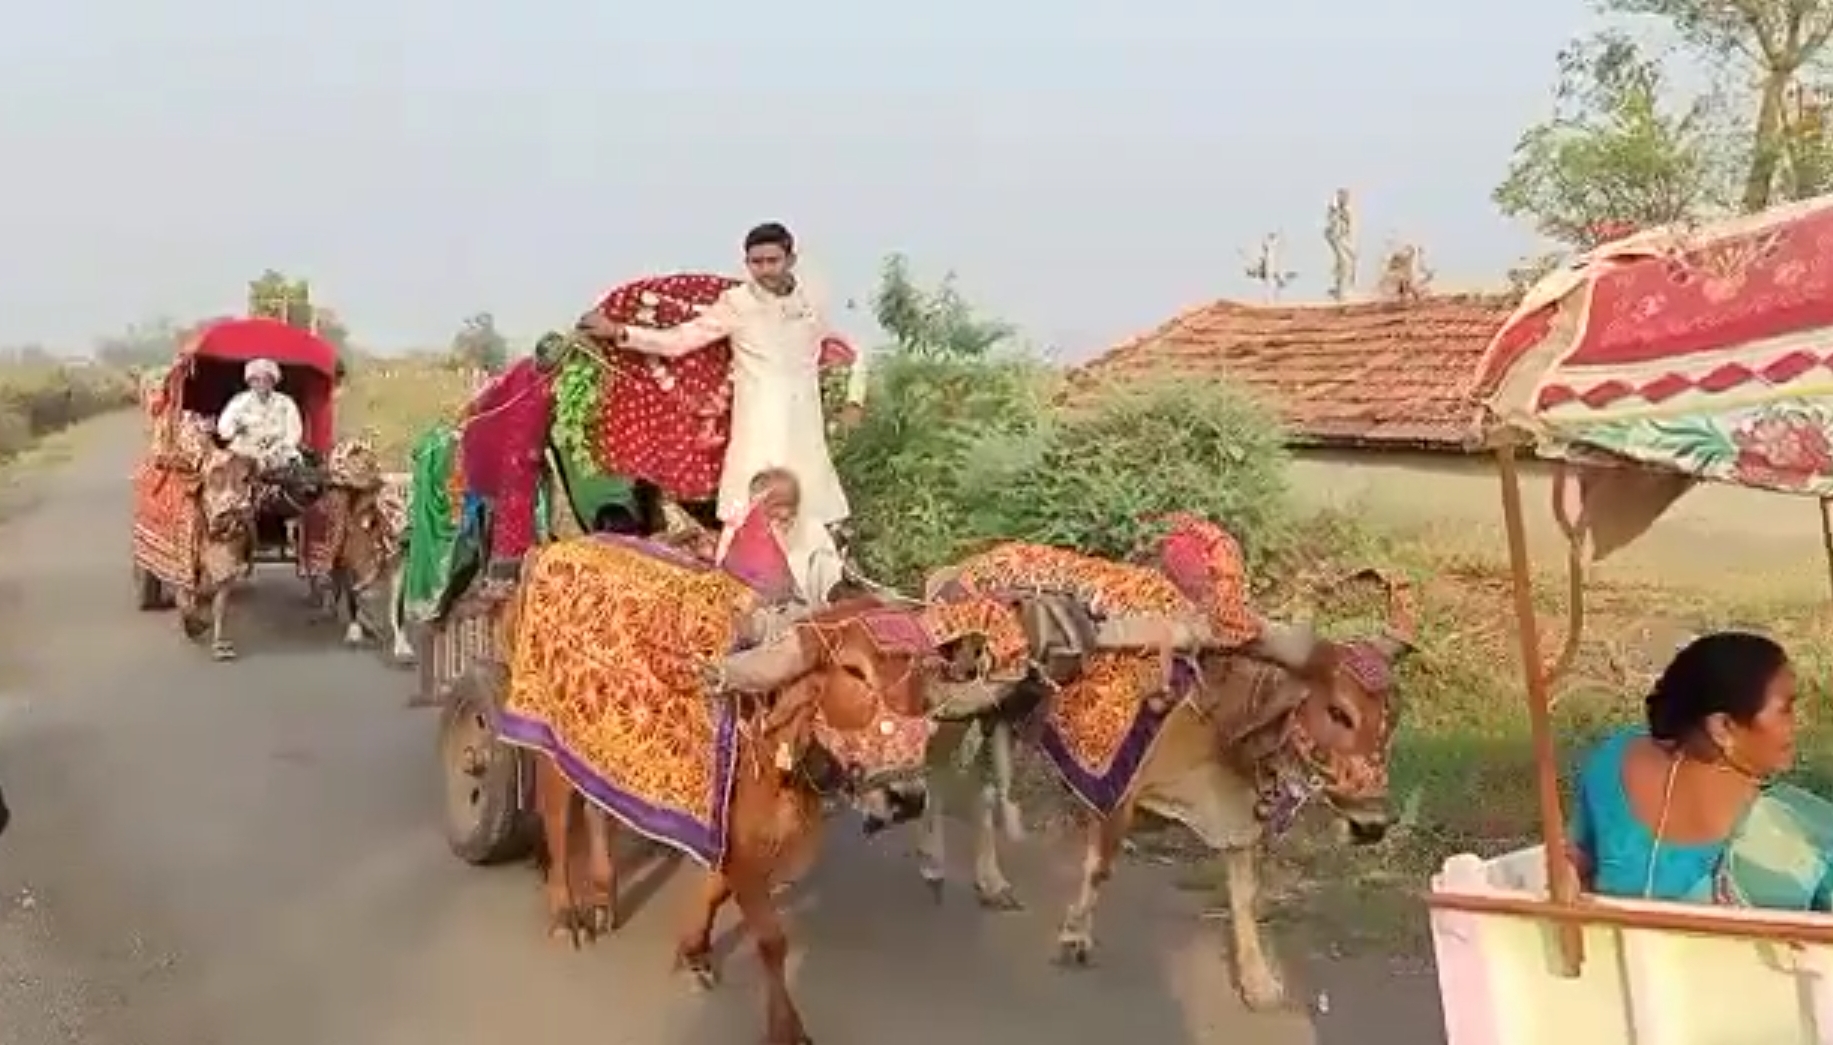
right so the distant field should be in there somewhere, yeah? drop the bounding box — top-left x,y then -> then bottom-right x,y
0,361 -> 137,462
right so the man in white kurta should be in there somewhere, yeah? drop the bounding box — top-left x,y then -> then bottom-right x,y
593,223 -> 866,533
217,357 -> 305,472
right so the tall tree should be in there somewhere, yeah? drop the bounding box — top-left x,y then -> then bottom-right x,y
1495,32 -> 1725,249
450,312 -> 508,372
1607,0 -> 1833,210
872,254 -> 1014,361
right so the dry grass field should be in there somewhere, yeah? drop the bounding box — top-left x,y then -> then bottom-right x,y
0,361 -> 137,463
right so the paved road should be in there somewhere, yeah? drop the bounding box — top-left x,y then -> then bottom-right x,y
0,415 -> 1444,1045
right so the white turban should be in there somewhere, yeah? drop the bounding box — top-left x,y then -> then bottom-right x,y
245,358 -> 280,384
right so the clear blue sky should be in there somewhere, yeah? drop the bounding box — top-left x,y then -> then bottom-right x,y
1,0 -> 1594,357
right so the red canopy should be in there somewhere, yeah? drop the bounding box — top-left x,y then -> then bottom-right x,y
171,317 -> 339,453
183,317 -> 339,377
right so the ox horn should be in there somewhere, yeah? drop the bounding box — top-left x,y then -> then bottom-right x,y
715,631 -> 816,693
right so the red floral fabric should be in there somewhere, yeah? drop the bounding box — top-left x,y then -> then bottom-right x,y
592,273 -> 857,503
1731,413 -> 1833,489
1144,512 -> 1261,646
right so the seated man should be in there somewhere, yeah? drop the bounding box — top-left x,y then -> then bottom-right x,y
217,358 -> 304,472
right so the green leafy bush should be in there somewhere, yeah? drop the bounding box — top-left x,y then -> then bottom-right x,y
835,351 -> 1053,586
958,376 -> 1295,564
837,356 -> 1296,588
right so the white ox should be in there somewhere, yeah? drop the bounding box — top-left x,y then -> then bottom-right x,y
913,548 -> 1414,1010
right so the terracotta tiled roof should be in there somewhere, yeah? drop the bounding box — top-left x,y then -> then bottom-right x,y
1065,292 -> 1519,450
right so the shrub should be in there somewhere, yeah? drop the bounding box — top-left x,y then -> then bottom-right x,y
835,352 -> 1054,586
960,376 -> 1295,564
837,356 -> 1296,588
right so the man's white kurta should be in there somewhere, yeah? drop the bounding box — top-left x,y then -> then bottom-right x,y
217,390 -> 305,470
619,280 -> 866,527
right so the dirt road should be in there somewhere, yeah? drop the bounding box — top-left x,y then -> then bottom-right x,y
0,415 -> 1445,1045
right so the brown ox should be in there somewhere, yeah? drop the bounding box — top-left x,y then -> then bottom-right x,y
178,447 -> 260,660
318,439 -> 413,660
532,596 -> 935,1045
914,546 -> 1415,1011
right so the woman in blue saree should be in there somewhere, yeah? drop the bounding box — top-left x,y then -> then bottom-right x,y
1569,631 -> 1833,909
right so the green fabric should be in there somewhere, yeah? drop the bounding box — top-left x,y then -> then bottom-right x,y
404,422 -> 574,621
547,438 -> 636,529
1715,782 -> 1833,910
402,423 -> 460,622
405,421 -> 461,619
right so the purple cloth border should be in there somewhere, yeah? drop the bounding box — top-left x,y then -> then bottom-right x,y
1036,659 -> 1194,815
498,699 -> 738,869
589,531 -> 711,571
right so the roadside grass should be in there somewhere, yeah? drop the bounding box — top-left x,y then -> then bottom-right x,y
1172,507 -> 1833,956
337,360 -> 475,467
0,363 -> 136,464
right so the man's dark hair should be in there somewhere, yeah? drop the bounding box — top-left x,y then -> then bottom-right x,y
743,222 -> 795,254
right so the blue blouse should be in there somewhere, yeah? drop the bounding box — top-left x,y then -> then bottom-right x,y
1569,727 -> 1727,901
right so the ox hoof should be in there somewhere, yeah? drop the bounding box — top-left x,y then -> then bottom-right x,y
676,949 -> 720,991
211,641 -> 237,662
342,623 -> 365,646
585,903 -> 618,936
548,908 -> 603,949
921,874 -> 944,905
1054,934 -> 1094,967
976,884 -> 1024,911
1237,966 -> 1288,1012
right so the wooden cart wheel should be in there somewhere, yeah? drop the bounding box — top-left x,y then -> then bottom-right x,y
133,565 -> 172,611
438,669 -> 534,865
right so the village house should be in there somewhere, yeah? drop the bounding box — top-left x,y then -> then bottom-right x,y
1069,292 -> 1828,592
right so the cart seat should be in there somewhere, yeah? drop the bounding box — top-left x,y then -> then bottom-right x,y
1430,847 -> 1833,1044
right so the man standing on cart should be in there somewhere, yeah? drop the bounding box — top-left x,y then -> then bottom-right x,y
581,222 -> 866,596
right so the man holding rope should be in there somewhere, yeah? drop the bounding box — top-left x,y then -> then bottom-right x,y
580,222 -> 866,602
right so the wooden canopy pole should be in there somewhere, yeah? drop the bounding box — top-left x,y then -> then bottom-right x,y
1495,443 -> 1585,975
1818,498 -> 1833,605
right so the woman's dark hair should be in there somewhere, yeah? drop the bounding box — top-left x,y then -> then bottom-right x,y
1645,631 -> 1788,742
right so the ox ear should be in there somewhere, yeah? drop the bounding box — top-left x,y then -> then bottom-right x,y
714,631 -> 816,693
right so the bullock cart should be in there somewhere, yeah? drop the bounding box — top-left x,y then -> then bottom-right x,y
1432,196 -> 1833,1044
131,318 -> 341,623
408,274 -> 856,864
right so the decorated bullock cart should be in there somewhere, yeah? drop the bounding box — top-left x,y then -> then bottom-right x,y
407,274 -> 858,863
1431,196 -> 1833,1044
131,317 -> 346,656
